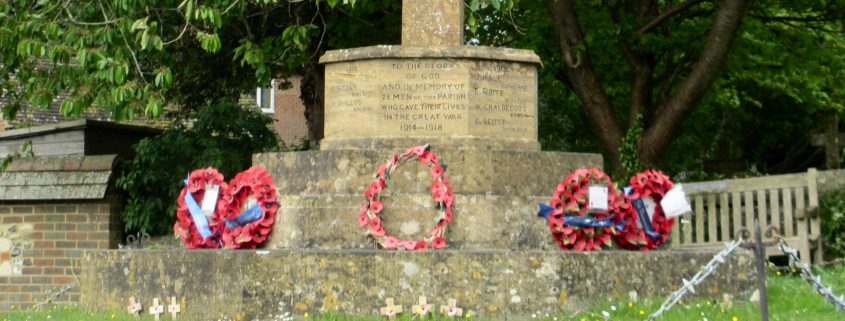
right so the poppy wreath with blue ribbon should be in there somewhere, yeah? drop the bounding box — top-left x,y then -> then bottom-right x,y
615,169 -> 675,250
538,168 -> 626,251
219,166 -> 279,249
357,144 -> 453,251
174,167 -> 227,249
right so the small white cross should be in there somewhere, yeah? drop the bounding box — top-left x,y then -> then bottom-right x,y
440,298 -> 463,318
149,297 -> 164,320
412,296 -> 431,318
167,296 -> 181,319
379,298 -> 404,319
127,297 -> 142,315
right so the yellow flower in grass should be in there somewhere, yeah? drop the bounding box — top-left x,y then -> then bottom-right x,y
304,312 -> 309,319
639,310 -> 645,316
465,312 -> 471,319
776,271 -> 782,276
627,302 -> 633,308
732,317 -> 739,321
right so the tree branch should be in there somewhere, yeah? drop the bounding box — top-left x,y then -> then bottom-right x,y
638,0 -> 706,33
640,0 -> 751,165
543,0 -> 624,172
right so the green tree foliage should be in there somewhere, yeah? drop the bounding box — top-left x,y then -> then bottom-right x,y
5,0 -> 845,182
117,99 -> 277,235
470,0 -> 845,176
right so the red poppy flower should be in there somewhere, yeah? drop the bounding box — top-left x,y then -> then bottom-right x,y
430,165 -> 444,178
358,213 -> 369,227
382,236 -> 401,249
414,240 -> 429,251
368,217 -> 382,230
371,226 -> 386,237
411,145 -> 428,156
431,237 -> 446,249
364,182 -> 378,201
369,201 -> 384,214
421,151 -> 439,165
403,241 -> 417,250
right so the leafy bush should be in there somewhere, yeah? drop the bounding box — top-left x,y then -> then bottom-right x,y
117,100 -> 278,235
820,189 -> 845,260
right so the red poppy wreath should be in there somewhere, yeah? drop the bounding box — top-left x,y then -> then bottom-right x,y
538,168 -> 626,251
615,169 -> 675,250
357,144 -> 453,251
219,166 -> 279,249
174,167 -> 227,249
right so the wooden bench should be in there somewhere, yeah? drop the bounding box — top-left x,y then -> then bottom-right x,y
671,168 -> 822,264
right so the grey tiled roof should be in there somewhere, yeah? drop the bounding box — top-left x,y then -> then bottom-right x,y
0,154 -> 117,201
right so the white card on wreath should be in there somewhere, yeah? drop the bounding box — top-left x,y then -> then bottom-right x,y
588,185 -> 609,211
661,184 -> 692,218
201,184 -> 220,216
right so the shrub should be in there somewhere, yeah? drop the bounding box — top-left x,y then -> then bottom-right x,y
117,100 -> 278,235
820,189 -> 845,260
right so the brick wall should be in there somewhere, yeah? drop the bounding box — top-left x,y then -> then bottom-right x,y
270,76 -> 309,148
0,199 -> 121,310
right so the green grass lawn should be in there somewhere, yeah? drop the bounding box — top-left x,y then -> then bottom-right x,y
3,264 -> 843,321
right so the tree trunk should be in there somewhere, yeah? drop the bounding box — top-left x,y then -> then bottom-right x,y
301,62 -> 324,148
543,0 -> 624,174
638,0 -> 750,166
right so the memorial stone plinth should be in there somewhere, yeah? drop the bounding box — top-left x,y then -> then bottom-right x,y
320,46 -> 541,151
78,1 -> 757,319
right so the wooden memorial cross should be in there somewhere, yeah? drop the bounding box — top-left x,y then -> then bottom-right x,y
440,298 -> 463,318
412,296 -> 431,318
127,297 -> 142,315
379,298 -> 404,319
401,0 -> 464,46
167,296 -> 181,319
148,297 -> 164,320
811,116 -> 845,169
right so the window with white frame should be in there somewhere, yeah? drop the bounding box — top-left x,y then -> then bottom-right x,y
256,79 -> 275,113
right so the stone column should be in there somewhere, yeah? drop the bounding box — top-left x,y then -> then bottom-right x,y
402,0 -> 464,46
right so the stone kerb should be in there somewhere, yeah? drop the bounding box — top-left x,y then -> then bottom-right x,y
319,45 -> 542,152
80,249 -> 757,321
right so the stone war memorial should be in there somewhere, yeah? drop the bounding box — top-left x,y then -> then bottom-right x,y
79,1 -> 756,319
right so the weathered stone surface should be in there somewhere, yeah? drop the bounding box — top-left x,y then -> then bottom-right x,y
253,150 -> 601,196
402,0 -> 464,46
255,149 -> 600,250
80,249 -> 756,320
269,194 -> 556,250
319,46 -> 541,64
320,47 -> 541,151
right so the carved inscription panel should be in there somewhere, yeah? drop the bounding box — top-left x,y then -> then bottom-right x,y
324,58 -> 537,144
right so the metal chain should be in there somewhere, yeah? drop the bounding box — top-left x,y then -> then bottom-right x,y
645,240 -> 743,321
778,240 -> 845,311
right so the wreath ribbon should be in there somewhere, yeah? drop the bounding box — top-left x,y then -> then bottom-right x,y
625,186 -> 661,241
223,205 -> 263,230
538,204 -> 626,230
182,178 -> 214,239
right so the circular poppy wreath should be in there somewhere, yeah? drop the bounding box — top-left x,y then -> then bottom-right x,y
546,168 -> 625,251
357,144 -> 453,251
220,166 -> 279,249
615,169 -> 675,250
174,167 -> 227,249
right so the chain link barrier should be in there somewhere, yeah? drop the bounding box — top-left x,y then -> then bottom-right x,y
645,239 -> 743,321
778,239 -> 845,311
646,227 -> 845,320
